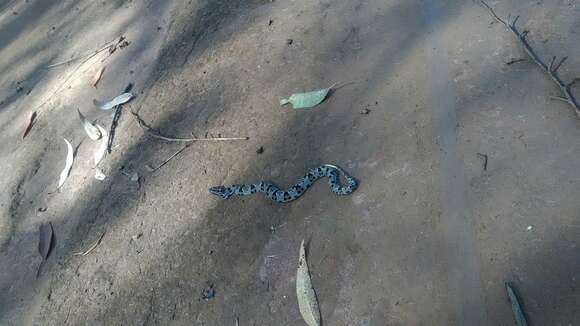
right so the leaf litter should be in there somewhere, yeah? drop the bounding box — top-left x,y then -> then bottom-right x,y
37,222 -> 54,278
91,66 -> 105,87
77,109 -> 102,140
296,240 -> 321,326
22,111 -> 37,139
506,283 -> 528,326
93,93 -> 133,110
58,138 -> 74,188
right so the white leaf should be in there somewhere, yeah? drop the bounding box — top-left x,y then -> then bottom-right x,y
58,138 -> 74,188
77,109 -> 102,140
93,93 -> 133,110
95,168 -> 106,181
94,125 -> 108,166
296,240 -> 321,326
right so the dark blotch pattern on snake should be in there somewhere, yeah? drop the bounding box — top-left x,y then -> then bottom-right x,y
209,164 -> 358,203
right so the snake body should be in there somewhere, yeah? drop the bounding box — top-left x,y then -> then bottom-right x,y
209,164 -> 358,203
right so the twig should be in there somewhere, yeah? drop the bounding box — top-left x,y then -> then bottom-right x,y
505,58 -> 526,65
477,152 -> 488,171
73,231 -> 106,256
107,106 -> 122,153
480,1 -> 580,118
46,41 -> 115,69
148,143 -> 191,172
30,38 -> 118,122
130,110 -> 249,142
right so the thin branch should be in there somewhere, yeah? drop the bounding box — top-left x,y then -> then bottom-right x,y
31,37 -> 119,122
549,56 -> 556,71
505,58 -> 526,65
130,111 -> 249,142
73,231 -> 106,256
149,144 -> 192,172
550,96 -> 570,103
46,41 -> 114,69
552,56 -> 568,73
567,78 -> 580,89
480,1 -> 580,118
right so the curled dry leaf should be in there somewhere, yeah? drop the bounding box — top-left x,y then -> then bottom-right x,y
94,125 -> 108,166
77,109 -> 101,140
91,66 -> 105,87
296,240 -> 321,326
58,138 -> 74,188
22,111 -> 37,139
93,93 -> 133,110
95,168 -> 106,181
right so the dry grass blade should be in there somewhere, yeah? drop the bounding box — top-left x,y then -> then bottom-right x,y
479,0 -> 580,118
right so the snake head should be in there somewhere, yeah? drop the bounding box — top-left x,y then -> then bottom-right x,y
209,186 -> 232,199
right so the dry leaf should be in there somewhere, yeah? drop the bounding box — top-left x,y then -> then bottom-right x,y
94,125 -> 108,166
296,240 -> 321,326
95,168 -> 106,180
93,93 -> 133,110
38,222 -> 54,261
91,66 -> 105,87
58,138 -> 74,188
77,109 -> 102,140
22,111 -> 37,139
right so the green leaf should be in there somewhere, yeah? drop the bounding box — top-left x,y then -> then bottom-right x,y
280,88 -> 330,109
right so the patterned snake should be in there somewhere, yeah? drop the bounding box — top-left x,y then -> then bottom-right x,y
209,164 -> 358,203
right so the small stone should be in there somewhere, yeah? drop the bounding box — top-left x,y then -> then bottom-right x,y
202,284 -> 215,300
286,39 -> 293,45
268,19 -> 273,26
360,108 -> 371,115
256,146 -> 264,154
132,233 -> 143,240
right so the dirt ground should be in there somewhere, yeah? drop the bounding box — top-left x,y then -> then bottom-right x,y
1,0 -> 579,325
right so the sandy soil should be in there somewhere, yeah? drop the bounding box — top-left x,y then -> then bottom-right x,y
0,0 -> 579,325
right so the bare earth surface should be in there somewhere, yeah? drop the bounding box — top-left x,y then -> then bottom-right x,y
0,0 -> 579,325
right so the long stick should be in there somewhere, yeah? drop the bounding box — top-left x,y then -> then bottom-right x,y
130,111 -> 249,142
480,1 -> 580,118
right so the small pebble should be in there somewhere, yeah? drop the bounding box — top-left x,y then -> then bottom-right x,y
286,39 -> 293,45
202,284 -> 215,300
268,19 -> 273,26
256,146 -> 264,154
360,108 -> 371,115
526,225 -> 533,231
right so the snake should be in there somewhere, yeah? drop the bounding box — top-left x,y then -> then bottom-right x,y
209,164 -> 358,203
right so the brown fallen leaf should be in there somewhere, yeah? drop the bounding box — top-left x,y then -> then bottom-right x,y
91,66 -> 105,87
22,111 -> 37,139
38,222 -> 53,260
37,222 -> 54,278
